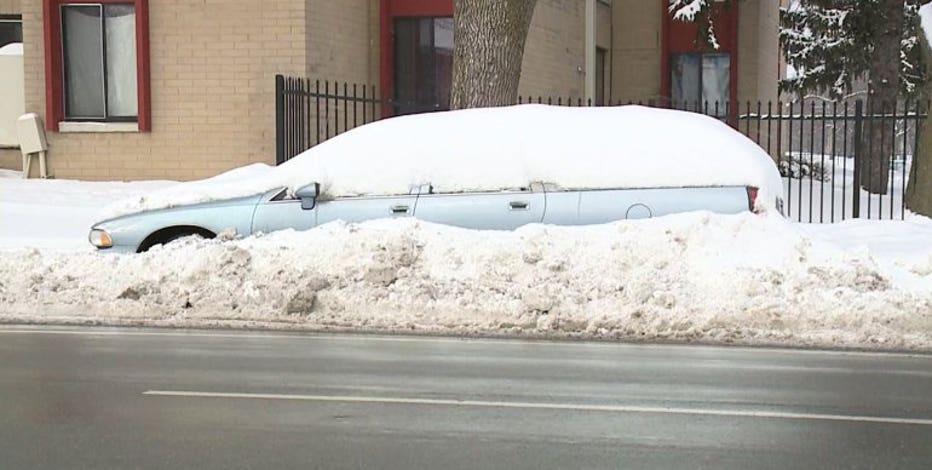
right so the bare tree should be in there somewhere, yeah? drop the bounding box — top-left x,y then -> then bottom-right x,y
450,0 -> 538,109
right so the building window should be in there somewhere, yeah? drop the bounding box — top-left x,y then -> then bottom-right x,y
671,53 -> 730,113
43,0 -> 150,131
0,15 -> 22,48
62,4 -> 137,120
662,1 -> 738,122
393,17 -> 453,116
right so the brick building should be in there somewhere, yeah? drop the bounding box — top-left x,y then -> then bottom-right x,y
0,0 -> 779,181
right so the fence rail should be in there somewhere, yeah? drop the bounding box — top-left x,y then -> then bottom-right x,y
275,74 -> 928,223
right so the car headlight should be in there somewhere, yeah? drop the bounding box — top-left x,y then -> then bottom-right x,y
89,229 -> 113,248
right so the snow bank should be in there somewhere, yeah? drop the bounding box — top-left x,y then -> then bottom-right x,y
799,215 -> 932,294
1,213 -> 929,350
101,105 -> 784,220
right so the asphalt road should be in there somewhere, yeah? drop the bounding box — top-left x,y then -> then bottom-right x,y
0,326 -> 930,470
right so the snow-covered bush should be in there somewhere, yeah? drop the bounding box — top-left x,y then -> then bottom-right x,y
779,154 -> 832,182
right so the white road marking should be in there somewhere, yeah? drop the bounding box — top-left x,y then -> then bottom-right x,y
0,326 -> 928,358
143,390 -> 932,427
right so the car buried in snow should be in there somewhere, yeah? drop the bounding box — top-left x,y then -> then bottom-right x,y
88,105 -> 785,253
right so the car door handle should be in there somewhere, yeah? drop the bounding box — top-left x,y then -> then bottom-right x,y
509,201 -> 530,210
390,204 -> 410,214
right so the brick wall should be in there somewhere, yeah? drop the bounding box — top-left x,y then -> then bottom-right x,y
609,0 -> 662,103
306,0 -> 378,85
519,0 -> 586,99
0,0 -> 18,14
21,0 -> 307,181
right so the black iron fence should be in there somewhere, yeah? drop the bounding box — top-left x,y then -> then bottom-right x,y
275,76 -> 381,166
275,74 -> 928,223
738,100 -> 926,223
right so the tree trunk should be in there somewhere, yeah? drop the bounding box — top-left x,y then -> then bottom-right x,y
906,34 -> 932,218
860,0 -> 905,195
450,0 -> 537,109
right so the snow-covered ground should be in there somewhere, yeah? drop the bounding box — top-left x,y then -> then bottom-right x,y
1,172 -> 930,350
0,170 -> 173,251
782,154 -> 910,223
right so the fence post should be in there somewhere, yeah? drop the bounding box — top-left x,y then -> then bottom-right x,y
852,100 -> 863,218
275,74 -> 285,165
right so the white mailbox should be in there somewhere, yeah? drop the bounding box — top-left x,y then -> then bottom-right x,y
16,113 -> 49,178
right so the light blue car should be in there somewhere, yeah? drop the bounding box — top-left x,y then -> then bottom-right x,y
88,182 -> 764,253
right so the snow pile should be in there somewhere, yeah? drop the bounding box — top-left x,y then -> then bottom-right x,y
0,169 -> 174,251
2,127 -> 927,350
1,213 -> 930,350
101,105 -> 784,220
800,217 -> 932,294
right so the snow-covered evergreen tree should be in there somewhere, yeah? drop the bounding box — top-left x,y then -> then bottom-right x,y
668,0 -> 733,50
673,0 -> 928,195
671,0 -> 927,97
780,0 -> 926,98
781,0 -> 929,195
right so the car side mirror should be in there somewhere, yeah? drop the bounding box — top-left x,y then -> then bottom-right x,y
295,183 -> 319,210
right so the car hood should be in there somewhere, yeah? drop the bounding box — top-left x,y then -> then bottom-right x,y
92,193 -> 265,228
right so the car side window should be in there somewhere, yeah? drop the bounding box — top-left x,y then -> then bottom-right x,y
269,188 -> 289,202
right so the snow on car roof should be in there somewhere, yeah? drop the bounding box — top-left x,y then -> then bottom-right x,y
101,105 -> 783,220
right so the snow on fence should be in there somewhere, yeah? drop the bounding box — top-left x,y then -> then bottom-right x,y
274,75 -> 928,224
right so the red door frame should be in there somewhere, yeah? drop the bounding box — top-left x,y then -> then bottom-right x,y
379,0 -> 454,117
42,0 -> 151,132
660,0 -> 738,118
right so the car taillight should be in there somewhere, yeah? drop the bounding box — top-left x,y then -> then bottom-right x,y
746,186 -> 759,213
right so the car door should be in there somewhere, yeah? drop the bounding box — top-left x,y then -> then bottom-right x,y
541,190 -> 581,225
316,194 -> 418,225
250,188 -> 314,235
251,188 -> 418,234
413,187 -> 544,230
